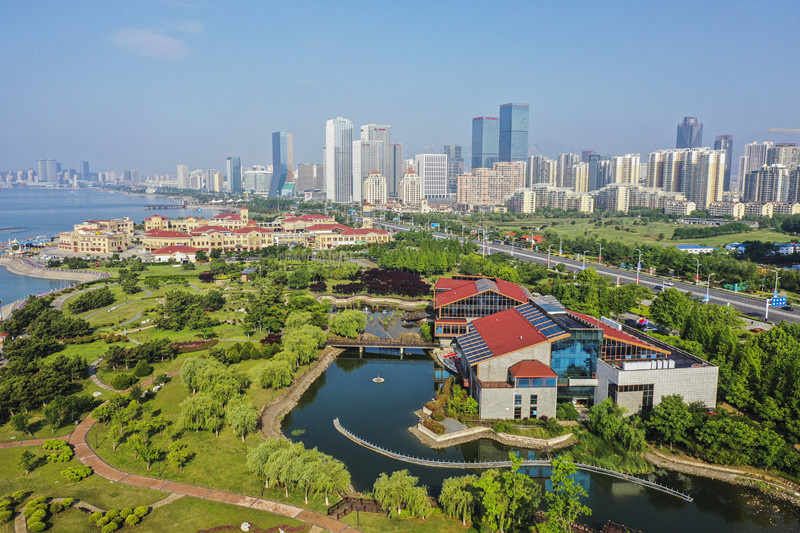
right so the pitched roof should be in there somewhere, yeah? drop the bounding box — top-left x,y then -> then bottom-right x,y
300,214 -> 332,221
568,311 -> 669,354
232,227 -> 272,234
145,214 -> 169,221
434,277 -> 531,308
212,213 -> 242,220
190,225 -> 231,235
304,223 -> 351,232
341,228 -> 389,235
434,278 -> 475,291
144,229 -> 191,238
509,360 -> 558,378
457,304 -> 569,365
152,245 -> 200,254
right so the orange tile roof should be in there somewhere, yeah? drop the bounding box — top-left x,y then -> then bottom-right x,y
144,229 -> 191,238
509,360 -> 558,378
153,245 -> 200,254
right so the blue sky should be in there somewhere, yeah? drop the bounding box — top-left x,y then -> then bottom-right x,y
2,0 -> 799,175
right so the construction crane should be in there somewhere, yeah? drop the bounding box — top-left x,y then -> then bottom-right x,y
768,129 -> 800,134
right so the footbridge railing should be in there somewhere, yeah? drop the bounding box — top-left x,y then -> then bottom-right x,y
333,418 -> 693,502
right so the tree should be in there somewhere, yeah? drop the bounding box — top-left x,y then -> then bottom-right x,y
167,442 -> 192,473
19,450 -> 37,475
650,288 -> 693,331
541,458 -> 592,533
246,439 -> 291,489
329,310 -> 367,338
10,412 -> 31,435
259,359 -> 293,389
474,470 -> 508,532
440,475 -> 477,526
195,250 -> 208,262
373,470 -> 430,517
645,394 -> 693,450
313,456 -> 351,506
225,396 -> 259,442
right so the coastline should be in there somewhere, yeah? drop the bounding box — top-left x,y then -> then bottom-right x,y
0,256 -> 107,282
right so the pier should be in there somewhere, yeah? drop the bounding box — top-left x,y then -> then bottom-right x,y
333,418 -> 694,502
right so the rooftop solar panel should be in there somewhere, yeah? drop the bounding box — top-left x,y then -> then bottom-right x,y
475,278 -> 494,292
517,304 -> 567,339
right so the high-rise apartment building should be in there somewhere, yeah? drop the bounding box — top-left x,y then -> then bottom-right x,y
581,151 -> 596,163
296,164 -> 324,192
352,139 -> 384,204
767,144 -> 800,169
588,154 -> 611,191
648,148 -> 725,209
361,125 -> 394,195
493,161 -> 527,199
363,172 -> 388,206
226,157 -> 242,193
556,153 -> 579,189
324,117 -> 354,203
573,162 -> 589,193
527,155 -> 555,187
472,117 -> 499,169
499,103 -> 529,162
444,145 -> 465,194
713,135 -> 733,192
676,116 -> 703,149
393,144 -> 404,196
399,170 -> 423,206
609,154 -> 641,185
36,159 -> 46,183
271,132 -> 292,197
415,154 -> 448,199
742,165 -> 788,203
738,142 -> 772,190
177,164 -> 191,189
212,171 -> 225,193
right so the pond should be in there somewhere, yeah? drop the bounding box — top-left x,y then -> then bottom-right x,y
282,353 -> 800,532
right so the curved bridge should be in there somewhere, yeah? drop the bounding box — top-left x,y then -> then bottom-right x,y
333,418 -> 693,502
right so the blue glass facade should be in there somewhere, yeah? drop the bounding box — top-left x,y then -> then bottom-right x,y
499,103 -> 529,162
550,328 -> 602,379
271,131 -> 289,198
471,117 -> 499,169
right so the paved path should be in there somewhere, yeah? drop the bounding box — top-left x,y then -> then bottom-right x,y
88,358 -> 116,391
51,287 -> 95,310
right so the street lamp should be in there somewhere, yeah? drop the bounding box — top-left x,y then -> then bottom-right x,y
582,250 -> 589,271
547,244 -> 553,268
695,258 -> 700,286
771,268 -> 780,296
558,237 -> 563,256
635,248 -> 642,285
598,243 -> 602,264
706,273 -> 715,303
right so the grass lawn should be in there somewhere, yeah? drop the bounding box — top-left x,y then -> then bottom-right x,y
341,510 -> 474,533
54,340 -> 136,364
0,447 -> 164,508
49,496 -> 309,533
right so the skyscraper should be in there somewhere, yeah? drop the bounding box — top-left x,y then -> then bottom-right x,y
271,132 -> 291,197
177,164 -> 191,189
742,165 -> 788,203
527,155 -> 555,187
324,117 -> 354,203
81,160 -> 90,180
415,154 -> 448,199
226,157 -> 242,193
296,164 -> 324,192
499,103 -> 529,162
713,135 -> 733,192
588,154 -> 611,191
556,153 -> 579,189
676,116 -> 703,149
352,139 -> 384,204
443,145 -> 464,194
471,117 -> 499,169
393,144 -> 404,196
36,159 -> 46,183
581,151 -> 596,163
360,125 -> 394,195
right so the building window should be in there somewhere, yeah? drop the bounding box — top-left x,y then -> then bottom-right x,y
514,406 -> 522,419
529,406 -> 538,418
514,395 -> 522,406
529,394 -> 538,406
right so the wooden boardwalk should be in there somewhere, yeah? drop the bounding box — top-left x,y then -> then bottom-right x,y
333,418 -> 694,503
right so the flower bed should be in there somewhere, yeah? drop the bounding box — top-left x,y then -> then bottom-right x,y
171,339 -> 219,353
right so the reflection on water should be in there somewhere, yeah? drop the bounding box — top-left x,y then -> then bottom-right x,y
282,354 -> 800,532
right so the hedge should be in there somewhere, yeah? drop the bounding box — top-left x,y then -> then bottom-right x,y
422,418 -> 446,435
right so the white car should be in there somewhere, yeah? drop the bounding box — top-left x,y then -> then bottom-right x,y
664,281 -> 674,286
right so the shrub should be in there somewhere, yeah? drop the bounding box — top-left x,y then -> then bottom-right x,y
12,490 -> 26,501
61,498 -> 74,509
102,523 -> 119,533
28,521 -> 46,532
49,501 -> 63,514
111,373 -> 138,390
545,418 -> 561,435
90,511 -> 104,523
120,508 -> 132,518
96,516 -> 110,526
125,514 -> 140,526
171,339 -> 219,354
61,465 -> 92,482
556,402 -> 580,421
0,510 -> 12,523
133,360 -> 153,377
424,401 -> 437,411
42,440 -> 68,451
431,409 -> 445,422
46,449 -> 74,463
105,509 -> 119,520
133,506 -> 149,518
493,421 -> 512,434
422,418 -> 446,435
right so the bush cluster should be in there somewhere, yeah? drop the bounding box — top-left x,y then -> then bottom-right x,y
172,339 -> 220,353
89,505 -> 149,531
333,268 -> 430,297
61,465 -> 93,482
422,418 -> 446,435
67,287 -> 115,314
43,440 -> 74,462
111,374 -> 138,391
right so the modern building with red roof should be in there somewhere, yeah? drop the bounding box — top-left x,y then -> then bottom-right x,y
433,276 -> 533,338
448,294 -> 718,420
152,245 -> 201,263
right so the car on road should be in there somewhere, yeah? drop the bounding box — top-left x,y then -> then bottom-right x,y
782,305 -> 796,312
653,285 -> 664,291
664,281 -> 674,286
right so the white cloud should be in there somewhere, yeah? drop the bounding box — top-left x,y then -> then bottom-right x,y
171,20 -> 204,34
113,28 -> 189,60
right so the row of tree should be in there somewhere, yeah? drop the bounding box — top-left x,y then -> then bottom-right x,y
67,286 -> 116,314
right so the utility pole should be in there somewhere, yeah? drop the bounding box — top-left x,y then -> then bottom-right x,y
547,244 -> 553,268
636,248 -> 642,285
598,243 -> 602,264
695,258 -> 700,286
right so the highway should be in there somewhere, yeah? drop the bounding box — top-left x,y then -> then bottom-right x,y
378,221 -> 799,326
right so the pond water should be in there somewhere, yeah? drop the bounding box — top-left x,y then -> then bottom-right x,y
282,354 -> 800,532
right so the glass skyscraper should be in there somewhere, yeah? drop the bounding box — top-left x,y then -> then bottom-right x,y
471,117 -> 499,169
271,131 -> 290,197
499,103 -> 529,162
713,135 -> 733,192
324,117 -> 354,203
226,156 -> 242,193
676,116 -> 703,149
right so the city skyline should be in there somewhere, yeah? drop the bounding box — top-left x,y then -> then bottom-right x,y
2,1 -> 800,175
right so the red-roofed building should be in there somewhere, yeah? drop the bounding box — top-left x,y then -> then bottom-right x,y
144,207 -> 249,231
152,245 -> 201,263
279,213 -> 336,231
312,227 -> 391,249
433,277 -> 533,338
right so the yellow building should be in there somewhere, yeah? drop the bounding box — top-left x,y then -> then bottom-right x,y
58,228 -> 130,254
75,217 -> 134,235
144,207 -> 250,232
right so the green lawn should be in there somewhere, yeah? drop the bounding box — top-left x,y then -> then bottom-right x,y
341,510 -> 474,533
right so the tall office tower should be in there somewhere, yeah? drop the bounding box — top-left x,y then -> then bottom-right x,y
588,154 -> 611,191
286,133 -> 294,179
767,144 -> 800,169
36,159 -> 46,183
44,159 -> 58,184
360,125 -> 394,195
415,154 -> 448,199
573,162 -> 590,193
296,163 -> 324,192
271,131 -> 291,197
713,135 -> 733,191
226,157 -> 242,193
676,116 -> 703,149
472,117 -> 499,169
443,145 -> 465,194
212,172 -> 225,192
324,117 -> 354,203
243,166 -> 273,193
742,165 -> 788,203
527,155 -> 554,186
610,154 -> 641,184
493,161 -> 527,199
581,150 -> 596,163
363,172 -> 388,206
81,161 -> 90,180
556,153 -> 579,188
499,103 -> 529,162
352,139 -> 384,204
177,164 -> 191,189
399,170 -> 423,205
393,144 -> 404,195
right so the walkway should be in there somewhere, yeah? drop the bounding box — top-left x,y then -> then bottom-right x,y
88,358 -> 115,391
333,418 -> 694,503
